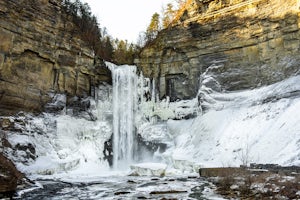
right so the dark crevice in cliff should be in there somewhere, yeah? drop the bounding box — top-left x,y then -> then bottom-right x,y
0,90 -> 5,101
22,49 -> 55,64
0,25 -> 22,36
0,77 -> 17,85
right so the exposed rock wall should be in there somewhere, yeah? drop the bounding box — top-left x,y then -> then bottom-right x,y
135,0 -> 300,100
0,0 -> 111,115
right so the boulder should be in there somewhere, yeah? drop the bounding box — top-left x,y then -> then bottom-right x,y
130,163 -> 167,177
0,153 -> 24,195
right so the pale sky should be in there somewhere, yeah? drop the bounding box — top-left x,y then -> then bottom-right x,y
82,0 -> 174,43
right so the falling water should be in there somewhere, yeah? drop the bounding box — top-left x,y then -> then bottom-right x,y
109,63 -> 138,169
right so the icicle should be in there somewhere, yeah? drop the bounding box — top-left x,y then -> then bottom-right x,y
151,79 -> 156,103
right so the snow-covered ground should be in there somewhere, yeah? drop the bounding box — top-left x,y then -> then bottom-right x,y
155,75 -> 300,169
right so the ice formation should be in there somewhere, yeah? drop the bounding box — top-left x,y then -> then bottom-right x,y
5,84 -> 114,178
130,163 -> 167,176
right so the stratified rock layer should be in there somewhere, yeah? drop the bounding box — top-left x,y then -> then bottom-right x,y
136,0 -> 300,100
0,0 -> 111,115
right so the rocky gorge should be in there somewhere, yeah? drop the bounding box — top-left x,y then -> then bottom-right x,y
1,0 -> 300,198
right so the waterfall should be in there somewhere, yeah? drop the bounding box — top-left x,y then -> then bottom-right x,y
109,63 -> 138,169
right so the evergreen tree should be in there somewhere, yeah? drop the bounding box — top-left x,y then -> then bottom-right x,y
146,12 -> 160,42
126,43 -> 136,64
162,3 -> 175,29
112,40 -> 138,65
102,36 -> 114,61
62,0 -> 102,57
113,40 -> 127,64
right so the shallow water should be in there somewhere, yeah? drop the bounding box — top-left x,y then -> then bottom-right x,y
17,176 -> 222,200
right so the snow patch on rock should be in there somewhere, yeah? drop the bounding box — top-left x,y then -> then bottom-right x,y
130,163 -> 167,176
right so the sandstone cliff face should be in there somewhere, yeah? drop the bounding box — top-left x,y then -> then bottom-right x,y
136,0 -> 300,100
0,0 -> 111,115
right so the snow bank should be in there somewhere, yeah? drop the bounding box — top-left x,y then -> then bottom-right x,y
7,85 -> 114,179
163,75 -> 300,168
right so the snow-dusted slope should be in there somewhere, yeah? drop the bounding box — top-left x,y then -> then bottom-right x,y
161,75 -> 300,169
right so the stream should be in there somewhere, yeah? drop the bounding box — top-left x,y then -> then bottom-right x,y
17,175 -> 223,200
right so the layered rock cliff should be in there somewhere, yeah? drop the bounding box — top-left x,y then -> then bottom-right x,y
0,0 -> 111,115
135,0 -> 300,100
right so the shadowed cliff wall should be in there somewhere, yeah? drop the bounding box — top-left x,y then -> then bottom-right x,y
0,0 -> 111,115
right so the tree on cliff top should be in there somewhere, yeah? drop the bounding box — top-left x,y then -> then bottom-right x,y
62,0 -> 102,55
61,0 -> 138,64
162,3 -> 176,29
146,12 -> 161,42
112,39 -> 137,65
138,1 -> 187,49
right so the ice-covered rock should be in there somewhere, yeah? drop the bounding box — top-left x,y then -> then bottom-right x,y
138,123 -> 172,144
130,163 -> 167,177
2,84 -> 114,178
